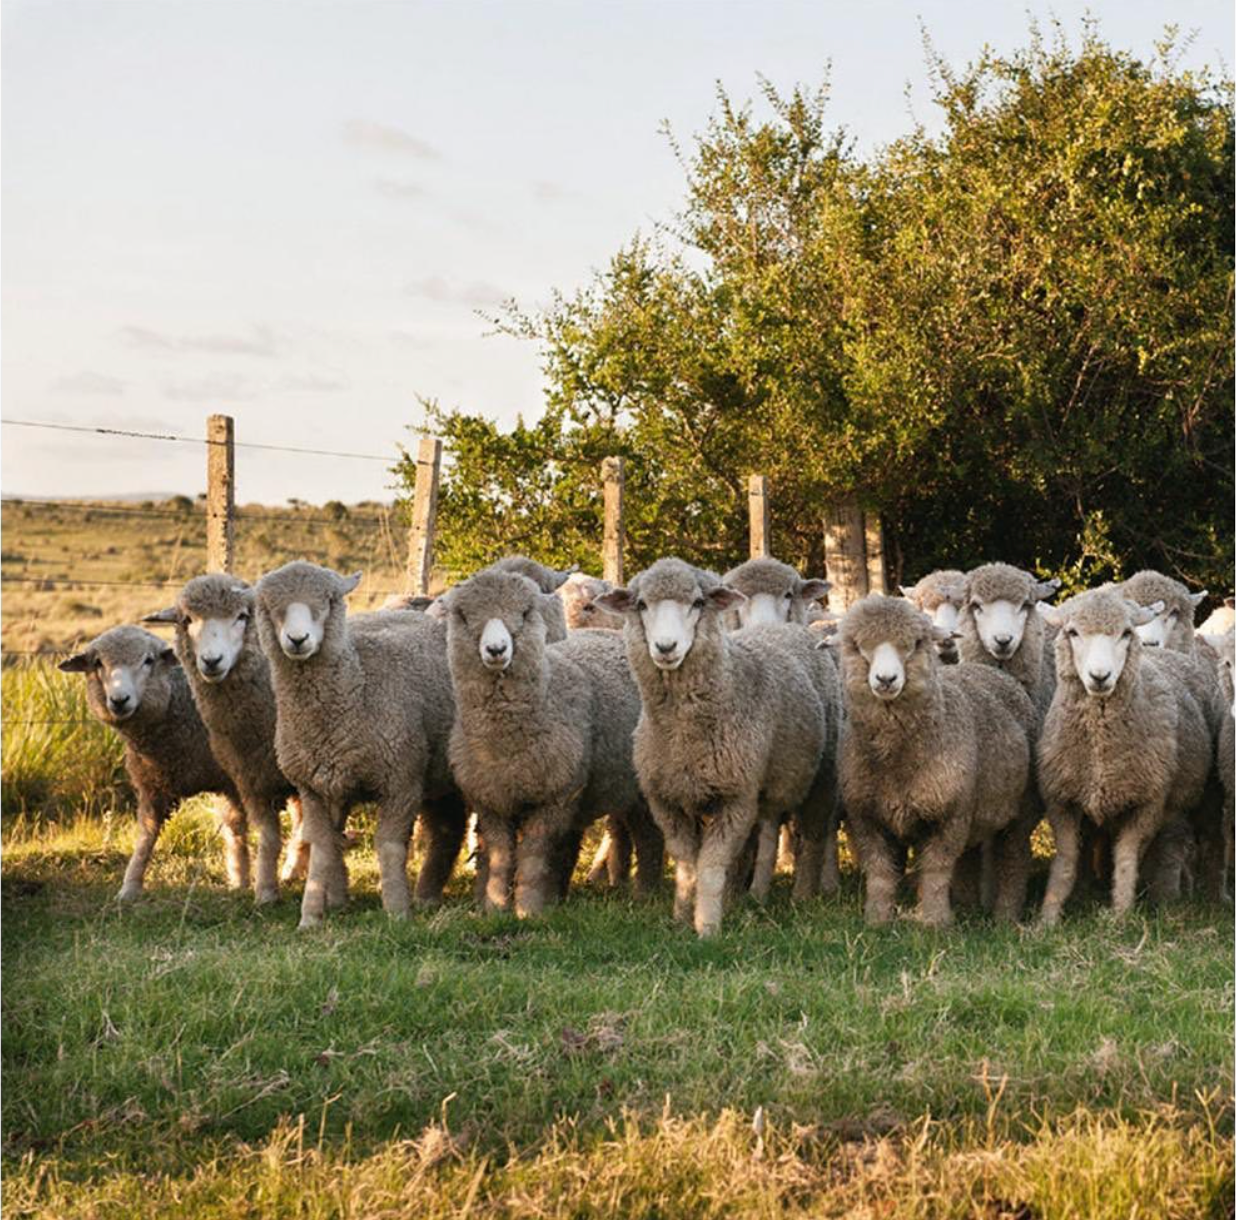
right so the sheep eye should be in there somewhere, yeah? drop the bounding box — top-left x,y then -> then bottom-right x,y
144,656 -> 156,666
581,604 -> 595,615
237,611 -> 250,624
1066,627 -> 1079,638
692,598 -> 706,611
635,599 -> 647,613
971,603 -> 983,613
1022,602 -> 1034,612
783,591 -> 793,600
1121,629 -> 1133,640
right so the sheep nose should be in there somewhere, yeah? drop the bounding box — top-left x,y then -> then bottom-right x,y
874,672 -> 898,689
286,632 -> 309,648
202,654 -> 223,672
1143,639 -> 1159,647
109,694 -> 131,711
655,639 -> 678,656
1088,669 -> 1111,686
485,641 -> 508,658
994,633 -> 1013,648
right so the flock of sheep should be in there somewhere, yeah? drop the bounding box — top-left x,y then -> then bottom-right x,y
59,550 -> 1236,937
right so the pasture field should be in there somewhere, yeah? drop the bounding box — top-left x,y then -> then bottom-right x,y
2,500 -> 1233,1217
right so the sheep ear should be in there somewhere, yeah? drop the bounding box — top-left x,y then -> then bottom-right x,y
595,588 -> 635,615
1189,590 -> 1208,607
799,579 -> 831,603
425,597 -> 448,621
58,651 -> 93,673
1034,578 -> 1062,601
405,595 -> 435,612
541,567 -> 575,593
708,586 -> 746,611
1038,604 -> 1065,628
815,634 -> 835,650
1131,600 -> 1165,627
142,607 -> 178,624
159,646 -> 180,667
339,571 -> 363,595
898,584 -> 915,598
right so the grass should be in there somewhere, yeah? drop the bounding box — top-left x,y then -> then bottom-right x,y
2,808 -> 1233,1217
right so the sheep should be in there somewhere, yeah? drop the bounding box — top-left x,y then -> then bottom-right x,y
957,563 -> 1061,723
837,595 -> 1038,928
720,557 -> 831,629
1119,569 -> 1227,900
596,559 -> 839,937
720,556 -> 842,895
143,575 -> 309,903
1199,596 -> 1236,639
443,569 -> 663,917
1217,629 -> 1235,892
1036,590 -> 1212,924
559,572 -> 624,632
255,561 -> 465,928
900,569 -> 967,664
59,626 -> 247,901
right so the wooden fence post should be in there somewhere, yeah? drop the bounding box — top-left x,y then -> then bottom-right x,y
823,497 -> 868,610
602,457 -> 625,585
405,436 -> 442,596
864,512 -> 888,595
206,413 -> 235,573
748,475 -> 769,559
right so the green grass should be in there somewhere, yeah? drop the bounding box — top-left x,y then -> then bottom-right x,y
2,809 -> 1233,1217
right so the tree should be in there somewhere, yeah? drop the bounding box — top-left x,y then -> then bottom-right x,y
396,21 -> 1233,595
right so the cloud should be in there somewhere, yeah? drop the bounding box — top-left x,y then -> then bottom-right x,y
278,374 -> 348,393
406,276 -> 508,308
532,179 -> 574,202
389,329 -> 433,349
119,324 -> 279,358
51,371 -> 126,396
163,373 -> 255,403
343,118 -> 440,161
374,178 -> 427,200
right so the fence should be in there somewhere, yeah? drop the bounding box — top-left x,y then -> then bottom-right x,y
1,411 -> 887,716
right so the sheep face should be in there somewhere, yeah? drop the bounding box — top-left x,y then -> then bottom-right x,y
1216,629 -> 1235,709
559,574 -> 623,631
721,558 -> 830,629
1043,592 -> 1163,699
256,563 -> 361,661
839,596 -> 944,704
146,577 -> 255,683
59,626 -> 177,723
1121,571 -> 1207,652
445,571 -> 554,676
596,558 -> 744,672
962,564 -> 1059,661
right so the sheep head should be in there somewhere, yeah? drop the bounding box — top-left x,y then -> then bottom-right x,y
59,625 -> 178,723
255,562 -> 361,661
839,594 -> 951,704
1041,590 -> 1163,699
145,574 -> 256,683
962,563 -> 1059,661
444,570 -> 558,676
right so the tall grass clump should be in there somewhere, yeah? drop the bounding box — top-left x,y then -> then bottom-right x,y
1,660 -> 128,819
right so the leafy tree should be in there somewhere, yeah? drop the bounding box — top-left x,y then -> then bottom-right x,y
396,21 -> 1233,594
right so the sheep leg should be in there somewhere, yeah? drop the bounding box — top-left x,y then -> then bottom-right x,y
1144,818 -> 1189,905
749,814 -> 780,903
629,806 -> 666,897
991,801 -> 1037,924
472,824 -> 490,904
914,828 -> 966,929
414,793 -> 467,906
117,800 -> 169,901
1039,808 -> 1081,928
216,798 -> 251,892
477,811 -> 515,912
605,819 -> 633,889
375,794 -> 418,919
585,829 -> 614,886
847,814 -> 899,926
251,804 -> 282,905
694,802 -> 758,937
1190,780 -> 1229,903
818,806 -> 842,897
1111,809 -> 1163,917
280,796 -> 311,883
298,792 -> 343,929
556,823 -> 587,899
514,807 -> 570,918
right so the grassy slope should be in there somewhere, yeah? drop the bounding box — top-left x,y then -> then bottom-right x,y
2,811 -> 1232,1218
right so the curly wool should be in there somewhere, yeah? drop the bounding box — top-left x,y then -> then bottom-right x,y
446,570 -> 661,914
617,559 -> 839,936
256,561 -> 463,925
838,595 -> 1036,926
958,563 -> 1057,723
1037,589 -> 1211,921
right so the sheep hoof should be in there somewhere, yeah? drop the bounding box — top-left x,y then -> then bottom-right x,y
255,888 -> 279,906
116,886 -> 141,903
695,921 -> 721,939
297,912 -> 324,930
385,907 -> 411,922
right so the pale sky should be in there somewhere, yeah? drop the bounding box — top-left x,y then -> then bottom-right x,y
3,0 -> 1231,505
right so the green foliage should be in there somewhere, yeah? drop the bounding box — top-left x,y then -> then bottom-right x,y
1,662 -> 128,819
398,22 -> 1233,592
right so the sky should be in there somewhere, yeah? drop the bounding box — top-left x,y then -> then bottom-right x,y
2,0 -> 1232,505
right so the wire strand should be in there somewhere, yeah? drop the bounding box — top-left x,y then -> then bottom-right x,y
2,418 -> 405,463
1,497 -> 399,528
